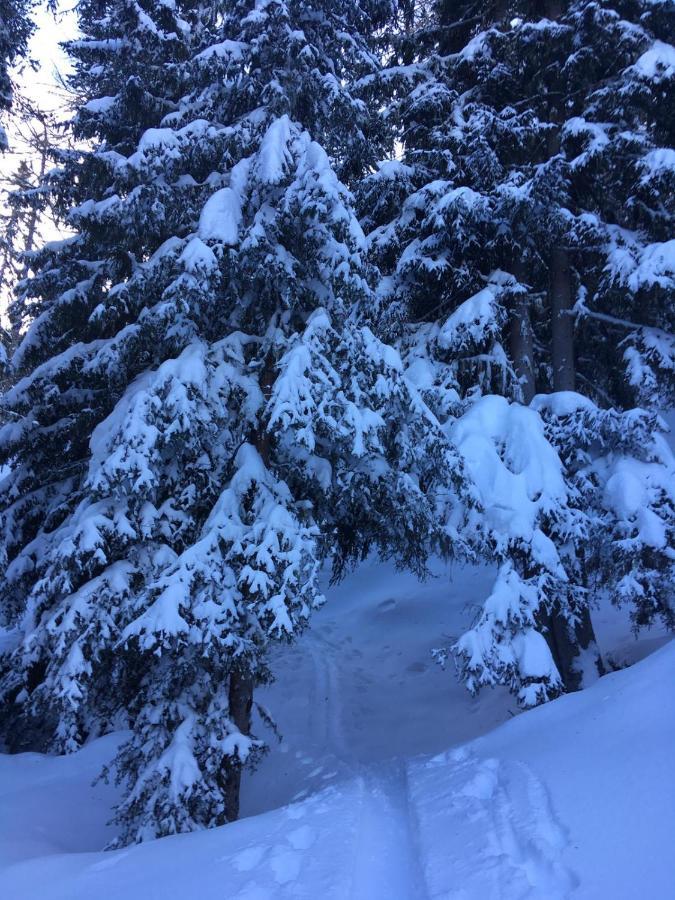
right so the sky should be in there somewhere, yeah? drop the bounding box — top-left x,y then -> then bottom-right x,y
0,3 -> 76,317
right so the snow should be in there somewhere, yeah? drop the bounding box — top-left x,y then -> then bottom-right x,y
137,127 -> 180,151
83,96 -> 116,113
1,558 -> 672,899
195,39 -> 248,62
456,30 -> 490,62
633,39 -> 675,80
179,236 -> 218,272
530,390 -> 596,417
606,237 -> 675,291
256,115 -> 294,185
437,286 -> 497,350
601,456 -> 673,549
374,159 -> 414,180
198,159 -> 250,245
640,147 -> 675,181
449,395 -> 567,547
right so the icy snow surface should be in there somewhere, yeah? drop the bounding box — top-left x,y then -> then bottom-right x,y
0,559 -> 672,899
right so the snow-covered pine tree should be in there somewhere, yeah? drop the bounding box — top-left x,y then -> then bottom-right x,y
533,392 -> 674,635
0,0 -> 202,753
0,0 -> 460,845
361,0 -> 675,701
564,1 -> 675,409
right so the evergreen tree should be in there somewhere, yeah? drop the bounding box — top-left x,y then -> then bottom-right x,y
0,0 -> 459,845
362,0 -> 675,701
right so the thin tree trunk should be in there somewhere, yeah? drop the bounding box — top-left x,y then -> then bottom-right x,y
508,262 -> 536,403
223,667 -> 254,822
549,245 -> 575,392
223,349 -> 276,820
547,236 -> 601,691
539,0 -> 601,688
21,117 -> 49,277
546,248 -> 602,689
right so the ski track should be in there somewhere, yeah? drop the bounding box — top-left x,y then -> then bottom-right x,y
306,630 -> 353,766
409,747 -> 579,899
308,631 -> 430,899
349,765 -> 430,900
303,627 -> 578,899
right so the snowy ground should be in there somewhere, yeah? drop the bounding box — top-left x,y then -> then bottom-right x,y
1,559 -> 673,899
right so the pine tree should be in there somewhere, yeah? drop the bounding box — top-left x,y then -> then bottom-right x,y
533,393 -> 674,635
565,1 -> 675,409
0,0 -> 458,845
362,0 -> 675,702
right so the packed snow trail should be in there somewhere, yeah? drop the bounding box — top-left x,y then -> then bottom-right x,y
243,561 -> 515,817
349,765 -> 429,900
0,745 -> 579,900
408,749 -> 577,899
306,630 -> 354,766
1,561 -> 673,898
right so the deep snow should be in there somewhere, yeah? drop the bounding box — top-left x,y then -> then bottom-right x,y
0,559 -> 672,899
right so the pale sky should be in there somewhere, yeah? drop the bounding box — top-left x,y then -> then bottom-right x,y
0,3 -> 77,318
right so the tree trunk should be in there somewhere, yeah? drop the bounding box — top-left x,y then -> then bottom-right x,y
546,244 -> 602,689
545,601 -> 604,692
546,244 -> 602,688
539,10 -> 601,687
549,245 -> 576,392
222,348 -> 275,820
508,262 -> 536,403
21,121 -> 48,266
539,602 -> 597,692
223,666 -> 254,822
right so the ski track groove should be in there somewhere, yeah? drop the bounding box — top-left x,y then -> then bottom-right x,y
410,747 -> 579,899
306,631 -> 352,765
305,627 -> 578,899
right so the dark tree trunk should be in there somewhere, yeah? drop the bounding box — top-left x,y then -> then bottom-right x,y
545,247 -> 602,688
539,0 -> 602,689
223,348 -> 275,820
545,245 -> 602,688
223,666 -> 254,822
549,246 -> 576,392
539,602 -> 596,692
508,262 -> 536,404
544,0 -> 564,19
21,118 -> 49,271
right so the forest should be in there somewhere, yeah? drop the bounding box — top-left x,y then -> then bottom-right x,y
0,1 -> 673,897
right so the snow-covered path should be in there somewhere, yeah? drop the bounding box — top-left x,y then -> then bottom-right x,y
345,766 -> 428,900
0,743 -> 581,900
410,749 -> 577,899
1,560 -> 673,899
241,560 -> 515,816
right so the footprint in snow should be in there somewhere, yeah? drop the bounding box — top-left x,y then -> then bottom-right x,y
270,845 -> 301,884
406,660 -> 427,674
377,598 -> 397,613
285,802 -> 306,820
232,845 -> 267,873
410,750 -> 578,899
287,824 -> 316,851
